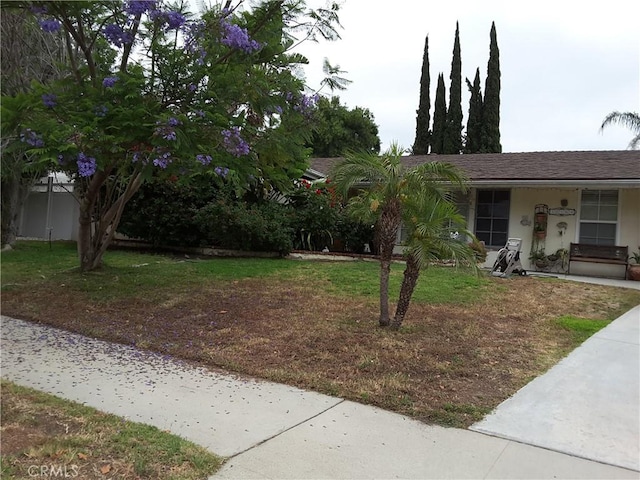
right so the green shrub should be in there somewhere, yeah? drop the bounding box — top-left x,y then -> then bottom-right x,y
119,176 -> 218,247
195,199 -> 293,255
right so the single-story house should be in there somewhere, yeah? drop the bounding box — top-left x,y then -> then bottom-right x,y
308,151 -> 640,278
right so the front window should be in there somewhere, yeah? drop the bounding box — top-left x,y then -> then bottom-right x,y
475,190 -> 510,248
579,190 -> 618,245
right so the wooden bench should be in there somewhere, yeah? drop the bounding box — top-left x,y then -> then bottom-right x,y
568,243 -> 628,279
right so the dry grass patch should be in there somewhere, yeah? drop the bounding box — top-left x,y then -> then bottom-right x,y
3,262 -> 638,429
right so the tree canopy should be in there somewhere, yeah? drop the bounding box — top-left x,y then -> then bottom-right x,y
480,21 -> 501,153
412,35 -> 430,155
307,95 -> 380,157
443,22 -> 463,154
330,143 -> 472,329
1,0 -> 342,270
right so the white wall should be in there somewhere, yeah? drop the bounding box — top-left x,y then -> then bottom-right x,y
19,191 -> 79,241
477,186 -> 640,278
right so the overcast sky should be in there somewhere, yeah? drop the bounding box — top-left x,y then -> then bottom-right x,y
294,0 -> 640,153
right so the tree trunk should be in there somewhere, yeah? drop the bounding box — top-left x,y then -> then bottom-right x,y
1,175 -> 23,247
376,199 -> 401,327
379,258 -> 391,326
391,252 -> 421,330
77,169 -> 143,272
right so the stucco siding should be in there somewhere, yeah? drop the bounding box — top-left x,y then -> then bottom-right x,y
620,189 -> 640,251
479,187 -> 639,277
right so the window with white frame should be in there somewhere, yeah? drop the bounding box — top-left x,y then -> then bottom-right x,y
579,189 -> 618,245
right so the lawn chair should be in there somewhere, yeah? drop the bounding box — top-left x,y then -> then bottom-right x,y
491,238 -> 526,278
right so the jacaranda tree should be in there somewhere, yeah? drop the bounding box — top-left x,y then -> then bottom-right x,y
1,0 -> 341,271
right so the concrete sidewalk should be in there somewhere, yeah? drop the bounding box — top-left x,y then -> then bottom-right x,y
471,304 -> 640,471
2,314 -> 638,479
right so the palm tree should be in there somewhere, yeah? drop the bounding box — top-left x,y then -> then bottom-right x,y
391,194 -> 478,330
331,143 -> 470,327
600,111 -> 640,150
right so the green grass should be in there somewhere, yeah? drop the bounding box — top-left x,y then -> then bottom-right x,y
555,315 -> 610,344
1,241 -> 488,305
1,381 -> 222,479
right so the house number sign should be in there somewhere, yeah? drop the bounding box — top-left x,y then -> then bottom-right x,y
549,207 -> 576,216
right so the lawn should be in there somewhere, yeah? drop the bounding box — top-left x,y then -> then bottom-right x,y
2,240 -> 639,433
1,381 -> 222,479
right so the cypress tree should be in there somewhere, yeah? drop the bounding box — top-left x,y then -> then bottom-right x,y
443,22 -> 463,154
464,68 -> 483,153
431,73 -> 447,154
412,35 -> 431,154
480,22 -> 502,153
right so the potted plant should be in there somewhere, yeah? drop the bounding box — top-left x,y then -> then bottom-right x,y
628,249 -> 640,281
529,249 -> 548,269
534,223 -> 546,239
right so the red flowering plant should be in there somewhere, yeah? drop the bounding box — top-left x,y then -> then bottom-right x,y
287,178 -> 373,253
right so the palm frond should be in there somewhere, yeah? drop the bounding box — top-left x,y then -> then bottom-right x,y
600,111 -> 640,150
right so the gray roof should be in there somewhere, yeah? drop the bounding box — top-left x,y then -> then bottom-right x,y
309,151 -> 640,185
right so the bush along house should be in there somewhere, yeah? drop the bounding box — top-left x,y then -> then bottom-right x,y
309,150 -> 640,279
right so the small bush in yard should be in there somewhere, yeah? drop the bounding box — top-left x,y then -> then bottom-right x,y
119,176 -> 218,247
196,199 -> 293,255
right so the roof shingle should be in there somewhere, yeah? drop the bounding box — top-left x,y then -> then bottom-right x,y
309,151 -> 640,182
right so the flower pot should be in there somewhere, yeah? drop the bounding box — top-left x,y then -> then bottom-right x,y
628,264 -> 640,281
535,231 -> 546,239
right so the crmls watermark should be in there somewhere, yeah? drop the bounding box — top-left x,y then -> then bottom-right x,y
27,464 -> 80,478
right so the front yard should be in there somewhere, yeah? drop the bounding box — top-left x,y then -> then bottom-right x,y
2,241 -> 639,428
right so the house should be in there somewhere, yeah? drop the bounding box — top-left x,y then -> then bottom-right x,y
309,151 -> 640,278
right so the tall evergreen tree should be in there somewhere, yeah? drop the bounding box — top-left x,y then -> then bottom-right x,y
443,22 -> 463,154
431,74 -> 447,154
464,68 -> 483,153
412,35 -> 430,154
480,22 -> 502,153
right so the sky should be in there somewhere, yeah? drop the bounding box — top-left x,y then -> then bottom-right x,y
294,0 -> 640,153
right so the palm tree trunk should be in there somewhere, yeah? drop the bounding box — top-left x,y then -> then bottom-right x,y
391,252 -> 421,330
377,199 -> 401,327
379,258 -> 391,326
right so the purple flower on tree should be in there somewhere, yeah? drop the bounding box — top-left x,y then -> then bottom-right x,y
215,166 -> 230,178
39,18 -> 62,33
222,127 -> 250,157
151,10 -> 186,31
153,151 -> 172,169
20,129 -> 44,148
155,117 -> 181,141
103,76 -> 119,88
220,19 -> 262,54
77,152 -> 97,177
125,0 -> 157,16
196,154 -> 212,165
166,11 -> 186,30
103,24 -> 133,47
42,93 -> 57,108
293,93 -> 319,115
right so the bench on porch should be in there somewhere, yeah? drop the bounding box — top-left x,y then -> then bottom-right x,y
568,243 -> 628,279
